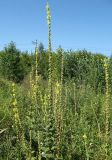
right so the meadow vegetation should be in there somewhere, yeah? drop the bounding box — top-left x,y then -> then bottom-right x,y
0,3 -> 112,160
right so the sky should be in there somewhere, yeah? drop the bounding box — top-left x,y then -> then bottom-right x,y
0,0 -> 112,55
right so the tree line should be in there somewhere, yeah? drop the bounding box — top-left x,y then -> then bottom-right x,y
0,41 -> 112,92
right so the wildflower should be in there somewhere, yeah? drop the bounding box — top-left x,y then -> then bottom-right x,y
83,134 -> 87,139
46,3 -> 51,26
12,99 -> 17,106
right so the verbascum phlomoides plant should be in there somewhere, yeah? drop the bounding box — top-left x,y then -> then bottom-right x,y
40,3 -> 57,159
46,2 -> 52,110
28,49 -> 43,159
11,83 -> 28,159
104,58 -> 110,160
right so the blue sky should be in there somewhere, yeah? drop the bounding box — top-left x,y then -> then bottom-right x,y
0,0 -> 112,55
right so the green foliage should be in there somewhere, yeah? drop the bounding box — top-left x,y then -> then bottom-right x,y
1,42 -> 112,159
1,2 -> 112,160
0,42 -> 31,83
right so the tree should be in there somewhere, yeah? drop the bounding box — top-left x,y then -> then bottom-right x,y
38,42 -> 44,53
1,42 -> 24,83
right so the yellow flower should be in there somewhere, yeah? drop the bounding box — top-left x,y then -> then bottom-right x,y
83,134 -> 87,139
12,83 -> 15,87
13,93 -> 15,97
12,100 -> 17,106
13,108 -> 18,113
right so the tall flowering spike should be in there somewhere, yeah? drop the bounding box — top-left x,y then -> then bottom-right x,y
12,82 -> 27,157
35,48 -> 38,85
46,2 -> 51,26
46,2 -> 52,53
12,83 -> 20,126
104,58 -> 109,95
60,52 -> 64,105
46,2 -> 52,108
104,57 -> 110,159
